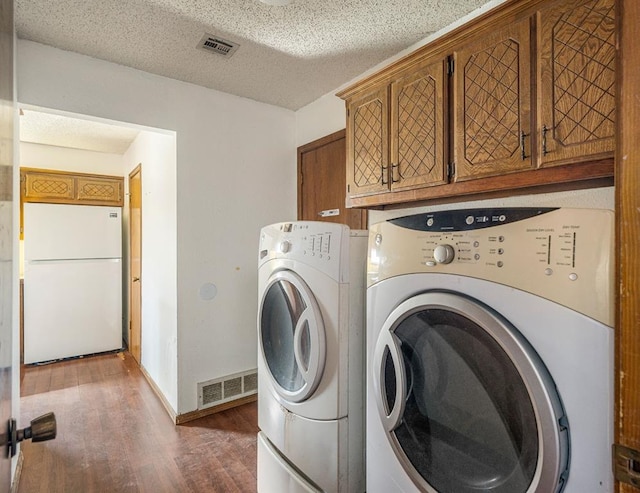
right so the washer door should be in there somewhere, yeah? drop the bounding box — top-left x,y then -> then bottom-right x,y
259,270 -> 326,403
372,291 -> 569,493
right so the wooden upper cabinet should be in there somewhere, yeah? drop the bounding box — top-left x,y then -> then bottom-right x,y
453,18 -> 533,181
537,0 -> 615,166
337,0 -> 615,209
390,57 -> 447,191
21,168 -> 124,207
346,86 -> 390,198
346,57 -> 447,202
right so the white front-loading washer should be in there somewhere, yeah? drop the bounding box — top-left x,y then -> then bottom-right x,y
257,221 -> 367,493
366,208 -> 614,493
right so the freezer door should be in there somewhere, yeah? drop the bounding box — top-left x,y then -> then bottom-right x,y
23,258 -> 123,364
24,203 -> 122,260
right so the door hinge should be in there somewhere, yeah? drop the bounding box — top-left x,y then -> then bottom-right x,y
614,444 -> 640,489
347,184 -> 350,193
447,57 -> 455,76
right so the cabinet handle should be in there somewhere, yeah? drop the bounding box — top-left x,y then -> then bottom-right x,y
391,164 -> 401,183
520,131 -> 528,160
381,165 -> 388,185
542,125 -> 549,156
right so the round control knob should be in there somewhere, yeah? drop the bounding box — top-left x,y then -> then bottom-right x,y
433,244 -> 455,264
279,240 -> 291,253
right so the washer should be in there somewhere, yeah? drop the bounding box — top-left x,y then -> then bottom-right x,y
366,208 -> 614,493
257,221 -> 367,492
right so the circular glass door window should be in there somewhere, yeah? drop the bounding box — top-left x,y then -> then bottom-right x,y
259,270 -> 326,403
373,291 -> 569,493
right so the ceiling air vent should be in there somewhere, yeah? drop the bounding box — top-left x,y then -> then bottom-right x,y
197,33 -> 239,58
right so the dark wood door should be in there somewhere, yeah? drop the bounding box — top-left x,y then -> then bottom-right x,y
0,0 -> 14,486
298,130 -> 367,230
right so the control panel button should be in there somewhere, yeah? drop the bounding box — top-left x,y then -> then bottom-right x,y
465,216 -> 474,225
279,240 -> 291,253
433,244 -> 455,264
569,273 -> 578,281
544,268 -> 553,276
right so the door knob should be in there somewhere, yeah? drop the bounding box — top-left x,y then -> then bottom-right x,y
8,412 -> 57,457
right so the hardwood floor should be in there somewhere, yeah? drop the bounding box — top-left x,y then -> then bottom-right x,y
18,352 -> 258,493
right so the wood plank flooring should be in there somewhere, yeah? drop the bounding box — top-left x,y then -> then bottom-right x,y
18,352 -> 258,493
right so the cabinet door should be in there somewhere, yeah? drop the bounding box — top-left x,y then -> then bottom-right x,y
453,19 -> 533,181
77,175 -> 123,205
390,58 -> 447,191
22,171 -> 75,202
346,87 -> 390,198
538,0 -> 615,166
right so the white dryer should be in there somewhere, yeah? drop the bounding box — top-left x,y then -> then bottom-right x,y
366,208 -> 614,493
257,221 -> 367,493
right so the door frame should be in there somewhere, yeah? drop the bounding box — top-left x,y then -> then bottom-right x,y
615,0 -> 640,491
128,164 -> 142,365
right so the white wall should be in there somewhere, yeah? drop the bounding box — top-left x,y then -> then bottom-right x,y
18,40 -> 297,415
19,142 -> 124,175
123,130 -> 178,411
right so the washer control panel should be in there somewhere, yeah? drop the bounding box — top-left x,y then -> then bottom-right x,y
259,221 -> 366,283
368,208 -> 614,325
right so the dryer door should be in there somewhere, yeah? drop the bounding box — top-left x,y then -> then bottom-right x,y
259,270 -> 326,404
372,291 -> 569,493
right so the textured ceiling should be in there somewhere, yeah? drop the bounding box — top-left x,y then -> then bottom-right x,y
15,0 -> 490,111
20,109 -> 141,154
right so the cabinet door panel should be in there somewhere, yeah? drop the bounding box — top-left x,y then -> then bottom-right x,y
346,87 -> 389,198
23,172 -> 75,201
454,19 -> 533,181
391,58 -> 447,191
538,0 -> 615,166
77,176 -> 123,205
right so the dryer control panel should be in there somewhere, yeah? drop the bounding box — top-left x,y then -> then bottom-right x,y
368,208 -> 614,325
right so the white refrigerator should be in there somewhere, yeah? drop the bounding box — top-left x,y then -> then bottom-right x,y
23,203 -> 123,364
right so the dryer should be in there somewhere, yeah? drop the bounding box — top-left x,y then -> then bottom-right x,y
257,221 -> 367,492
366,208 -> 614,493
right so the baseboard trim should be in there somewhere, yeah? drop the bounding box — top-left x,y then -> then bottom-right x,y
11,449 -> 24,493
176,394 -> 258,425
138,364 -> 178,424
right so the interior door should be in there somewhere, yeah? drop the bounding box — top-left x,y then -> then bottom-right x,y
0,0 -> 13,485
373,292 -> 568,493
258,270 -> 326,403
298,130 -> 367,230
128,165 -> 142,365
